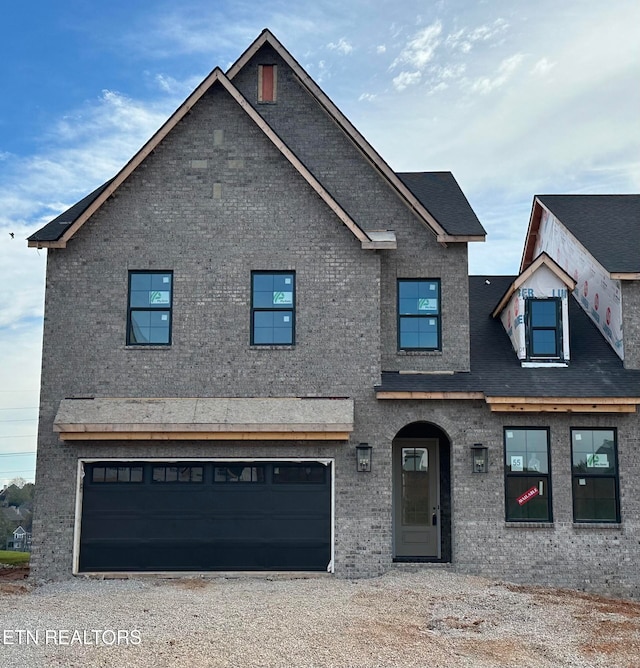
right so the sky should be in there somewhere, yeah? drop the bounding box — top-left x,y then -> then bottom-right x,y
0,0 -> 638,486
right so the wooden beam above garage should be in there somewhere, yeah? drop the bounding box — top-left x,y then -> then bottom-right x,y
59,431 -> 352,441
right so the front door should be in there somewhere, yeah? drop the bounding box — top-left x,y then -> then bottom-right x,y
393,439 -> 440,558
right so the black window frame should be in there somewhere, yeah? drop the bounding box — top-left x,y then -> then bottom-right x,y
571,428 -> 620,523
91,465 -> 144,484
397,279 -> 441,351
525,298 -> 562,360
127,270 -> 173,346
214,464 -> 266,483
503,427 -> 553,522
251,271 -> 295,346
151,465 -> 204,484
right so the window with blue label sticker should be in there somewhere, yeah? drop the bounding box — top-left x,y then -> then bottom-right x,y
397,279 -> 440,350
127,271 -> 173,345
252,272 -> 295,344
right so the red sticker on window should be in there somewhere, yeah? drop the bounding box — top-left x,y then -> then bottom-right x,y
516,486 -> 540,506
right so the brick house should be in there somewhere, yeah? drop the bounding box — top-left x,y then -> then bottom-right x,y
28,31 -> 640,597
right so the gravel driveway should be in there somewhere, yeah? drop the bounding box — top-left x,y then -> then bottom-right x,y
1,569 -> 639,667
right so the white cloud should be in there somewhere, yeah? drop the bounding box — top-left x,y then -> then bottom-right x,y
446,18 -> 509,54
531,58 -> 555,77
470,53 -> 524,94
327,38 -> 353,55
376,45 -> 386,54
392,21 -> 442,70
358,92 -> 377,102
393,71 -> 422,91
0,87 -> 178,339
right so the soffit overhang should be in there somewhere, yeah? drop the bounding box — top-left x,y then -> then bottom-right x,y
54,397 -> 354,441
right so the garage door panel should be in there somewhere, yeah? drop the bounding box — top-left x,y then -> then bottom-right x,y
79,461 -> 331,572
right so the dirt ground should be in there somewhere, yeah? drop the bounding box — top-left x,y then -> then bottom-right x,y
1,567 -> 640,667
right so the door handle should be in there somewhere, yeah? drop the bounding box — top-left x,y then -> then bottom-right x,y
432,513 -> 437,526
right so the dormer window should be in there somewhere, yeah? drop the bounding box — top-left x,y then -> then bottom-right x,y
526,298 -> 562,359
258,64 -> 277,103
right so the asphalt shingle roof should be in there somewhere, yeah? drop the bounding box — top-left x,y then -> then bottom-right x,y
397,172 -> 486,237
537,195 -> 640,274
27,180 -> 113,243
377,275 -> 640,398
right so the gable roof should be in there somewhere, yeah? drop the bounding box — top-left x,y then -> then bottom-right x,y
28,67 -> 379,249
397,172 -> 486,237
30,30 -> 485,248
225,30 -> 485,243
376,275 -> 640,407
491,252 -> 576,318
522,195 -> 640,277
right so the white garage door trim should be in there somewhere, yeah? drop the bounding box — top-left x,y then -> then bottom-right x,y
73,457 -> 335,576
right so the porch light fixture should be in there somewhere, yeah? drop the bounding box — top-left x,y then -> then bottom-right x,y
471,443 -> 488,473
356,443 -> 372,472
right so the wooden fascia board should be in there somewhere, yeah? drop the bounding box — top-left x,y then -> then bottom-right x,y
611,272 -> 640,280
520,198 -> 543,272
437,234 -> 486,243
44,64 -> 370,249
227,30 -> 463,243
487,395 -> 640,413
486,396 -> 640,405
491,252 -> 577,318
376,391 -> 484,400
58,431 -> 351,441
488,404 -> 636,413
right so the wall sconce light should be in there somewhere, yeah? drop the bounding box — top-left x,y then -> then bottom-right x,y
471,443 -> 488,473
356,443 -> 372,472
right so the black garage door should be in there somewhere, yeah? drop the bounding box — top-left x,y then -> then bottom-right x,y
79,461 -> 331,572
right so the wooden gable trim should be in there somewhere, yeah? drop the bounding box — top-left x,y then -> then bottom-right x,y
520,198 -> 544,272
491,251 -> 577,318
35,67 -> 229,249
486,396 -> 639,413
32,68 -> 372,248
376,390 -> 639,413
227,30 -> 482,245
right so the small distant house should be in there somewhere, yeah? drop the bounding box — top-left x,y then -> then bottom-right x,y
7,525 -> 31,552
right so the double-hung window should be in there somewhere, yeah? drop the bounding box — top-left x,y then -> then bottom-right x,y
504,428 -> 552,522
398,279 -> 441,350
526,298 -> 561,359
571,429 -> 620,522
127,271 -> 173,345
251,272 -> 295,345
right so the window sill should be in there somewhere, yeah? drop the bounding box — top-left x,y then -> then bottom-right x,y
504,522 -> 554,529
397,350 -> 442,356
572,522 -> 622,530
249,345 -> 295,350
124,345 -> 172,350
521,361 -> 568,368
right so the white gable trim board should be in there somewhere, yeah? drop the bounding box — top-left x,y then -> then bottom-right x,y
73,457 -> 336,576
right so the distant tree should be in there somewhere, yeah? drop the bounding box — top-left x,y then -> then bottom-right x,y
1,481 -> 34,509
